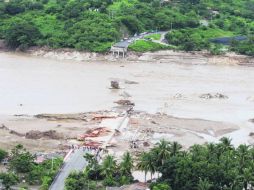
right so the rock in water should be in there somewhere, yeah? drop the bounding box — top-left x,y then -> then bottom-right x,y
111,81 -> 120,89
114,100 -> 135,106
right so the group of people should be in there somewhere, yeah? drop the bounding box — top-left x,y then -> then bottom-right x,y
70,145 -> 103,161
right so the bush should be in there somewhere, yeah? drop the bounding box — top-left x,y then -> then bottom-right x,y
65,171 -> 97,190
230,37 -> 254,56
103,177 -> 117,187
209,44 -> 225,55
40,176 -> 51,190
0,149 -> 7,162
150,182 -> 172,190
0,172 -> 19,190
165,27 -> 233,51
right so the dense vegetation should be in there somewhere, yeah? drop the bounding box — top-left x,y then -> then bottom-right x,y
0,0 -> 253,55
0,145 -> 63,190
66,138 -> 254,190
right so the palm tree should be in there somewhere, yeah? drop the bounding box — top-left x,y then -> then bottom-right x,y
84,153 -> 97,169
219,137 -> 233,150
169,141 -> 182,156
197,178 -> 213,190
137,152 -> 149,182
120,152 -> 133,177
137,152 -> 156,182
146,152 -> 156,181
154,139 -> 171,166
237,144 -> 250,174
100,155 -> 117,179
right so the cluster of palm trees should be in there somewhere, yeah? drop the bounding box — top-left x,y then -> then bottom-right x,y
137,140 -> 182,182
84,151 -> 134,186
137,137 -> 254,190
67,137 -> 254,190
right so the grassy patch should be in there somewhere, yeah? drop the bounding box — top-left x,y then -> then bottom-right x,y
108,0 -> 137,12
191,28 -> 234,40
128,40 -> 168,52
144,33 -> 161,40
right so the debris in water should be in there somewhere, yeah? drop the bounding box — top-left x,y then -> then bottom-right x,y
111,81 -> 120,89
199,93 -> 228,99
114,99 -> 135,106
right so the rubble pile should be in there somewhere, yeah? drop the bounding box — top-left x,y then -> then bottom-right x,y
35,113 -> 87,121
25,130 -> 63,140
114,99 -> 135,106
78,127 -> 111,140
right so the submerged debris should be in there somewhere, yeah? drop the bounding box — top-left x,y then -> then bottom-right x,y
199,93 -> 228,99
111,80 -> 120,89
25,130 -> 63,140
114,99 -> 135,106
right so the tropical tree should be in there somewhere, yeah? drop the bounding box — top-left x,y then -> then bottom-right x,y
197,178 -> 212,190
237,144 -> 250,174
169,141 -> 182,156
0,172 -> 18,190
5,20 -> 41,50
119,152 -> 133,177
219,137 -> 233,150
137,152 -> 156,182
137,152 -> 149,182
100,155 -> 117,185
65,171 -> 96,190
9,144 -> 35,173
153,139 -> 171,166
84,153 -> 98,170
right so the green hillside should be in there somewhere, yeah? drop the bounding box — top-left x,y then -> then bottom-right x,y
0,0 -> 253,54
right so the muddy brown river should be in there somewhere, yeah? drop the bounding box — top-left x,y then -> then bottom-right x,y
0,51 -> 254,146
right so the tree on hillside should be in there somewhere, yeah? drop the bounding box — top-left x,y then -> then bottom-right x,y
5,20 -> 41,50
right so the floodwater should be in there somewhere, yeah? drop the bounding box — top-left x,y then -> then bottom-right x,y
1,52 -> 254,145
1,52 -> 254,121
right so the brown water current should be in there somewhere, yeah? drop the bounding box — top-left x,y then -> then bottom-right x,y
1,51 -> 254,146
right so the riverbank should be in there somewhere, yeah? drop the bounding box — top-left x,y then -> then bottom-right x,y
1,45 -> 254,66
21,47 -> 254,66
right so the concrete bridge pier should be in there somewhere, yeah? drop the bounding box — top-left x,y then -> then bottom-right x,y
110,45 -> 128,58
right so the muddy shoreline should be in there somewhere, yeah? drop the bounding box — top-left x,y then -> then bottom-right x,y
1,46 -> 254,66
29,47 -> 254,66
